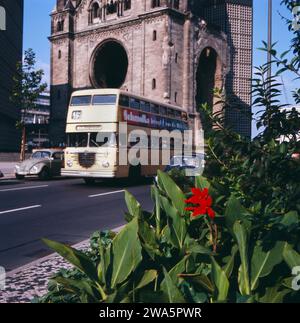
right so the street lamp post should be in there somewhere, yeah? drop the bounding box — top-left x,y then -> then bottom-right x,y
267,0 -> 273,80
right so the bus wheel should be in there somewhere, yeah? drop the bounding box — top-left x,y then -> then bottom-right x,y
129,165 -> 141,183
84,178 -> 96,185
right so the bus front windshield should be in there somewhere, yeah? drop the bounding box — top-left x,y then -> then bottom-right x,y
68,133 -> 117,148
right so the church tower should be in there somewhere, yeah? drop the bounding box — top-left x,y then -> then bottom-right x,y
50,0 -> 252,144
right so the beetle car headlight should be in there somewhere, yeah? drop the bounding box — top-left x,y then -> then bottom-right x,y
30,165 -> 40,174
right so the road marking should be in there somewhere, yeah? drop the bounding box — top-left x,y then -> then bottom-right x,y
0,205 -> 42,215
0,185 -> 48,193
88,190 -> 125,198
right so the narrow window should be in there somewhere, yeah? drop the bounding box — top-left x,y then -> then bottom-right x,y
152,0 -> 161,8
57,20 -> 64,32
174,92 -> 178,103
153,30 -> 157,41
58,50 -> 62,59
152,79 -> 156,90
175,53 -> 178,63
124,0 -> 131,10
92,3 -> 100,20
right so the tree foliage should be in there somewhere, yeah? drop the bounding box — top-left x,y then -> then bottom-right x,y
10,48 -> 47,123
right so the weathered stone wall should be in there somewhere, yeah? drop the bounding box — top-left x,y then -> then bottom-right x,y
49,0 -> 251,144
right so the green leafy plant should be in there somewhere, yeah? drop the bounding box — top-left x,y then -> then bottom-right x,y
37,1 -> 300,303
37,171 -> 300,303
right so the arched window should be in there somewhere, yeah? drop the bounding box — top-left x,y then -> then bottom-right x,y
151,0 -> 161,9
92,2 -> 100,19
107,0 -> 117,15
57,20 -> 64,32
152,79 -> 157,90
153,30 -> 157,41
124,0 -> 131,11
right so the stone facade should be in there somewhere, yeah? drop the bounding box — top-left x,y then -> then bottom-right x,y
49,0 -> 253,144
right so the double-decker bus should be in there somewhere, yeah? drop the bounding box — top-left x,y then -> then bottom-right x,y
62,89 -> 189,183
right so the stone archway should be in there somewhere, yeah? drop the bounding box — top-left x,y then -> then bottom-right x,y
196,47 -> 223,110
90,40 -> 128,88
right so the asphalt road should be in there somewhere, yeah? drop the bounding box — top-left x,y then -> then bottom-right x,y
0,177 -> 153,271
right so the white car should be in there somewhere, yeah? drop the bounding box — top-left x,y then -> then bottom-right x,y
154,154 -> 206,184
15,149 -> 64,180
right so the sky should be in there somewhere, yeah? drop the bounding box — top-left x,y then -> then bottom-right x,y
23,0 -> 297,135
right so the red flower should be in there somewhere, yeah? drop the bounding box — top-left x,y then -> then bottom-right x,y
185,187 -> 216,220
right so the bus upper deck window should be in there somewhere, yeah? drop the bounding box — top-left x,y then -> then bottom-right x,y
130,98 -> 140,110
174,110 -> 181,119
160,106 -> 167,116
92,95 -> 117,105
71,96 -> 91,106
168,108 -> 176,118
141,101 -> 150,112
119,95 -> 129,107
150,103 -> 159,114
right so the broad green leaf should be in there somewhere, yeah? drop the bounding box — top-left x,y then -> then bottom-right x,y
43,239 -> 98,282
283,244 -> 300,269
280,211 -> 299,227
223,245 -> 238,279
111,218 -> 142,288
136,270 -> 158,290
195,176 -> 210,190
138,219 -> 162,260
161,256 -> 189,290
182,274 -> 214,294
54,277 -> 98,302
282,277 -> 294,290
162,268 -> 186,303
259,286 -> 290,303
157,170 -> 186,214
233,222 -> 250,296
211,257 -> 230,302
225,196 -> 251,233
125,191 -> 141,218
160,195 -> 187,249
250,241 -> 285,291
188,243 -> 213,256
98,243 -> 111,286
151,185 -> 162,236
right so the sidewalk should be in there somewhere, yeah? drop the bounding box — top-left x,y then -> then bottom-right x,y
0,239 -> 90,303
0,226 -> 124,303
0,162 -> 17,179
